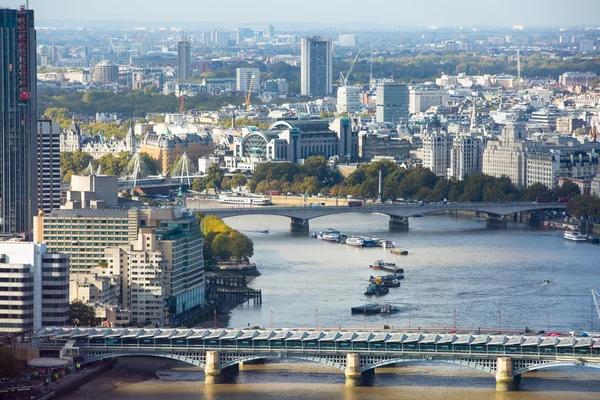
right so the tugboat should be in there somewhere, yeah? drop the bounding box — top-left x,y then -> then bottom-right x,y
380,304 -> 400,314
346,237 -> 364,247
370,274 -> 404,283
351,304 -> 381,314
369,276 -> 401,287
364,284 -> 390,296
370,260 -> 405,274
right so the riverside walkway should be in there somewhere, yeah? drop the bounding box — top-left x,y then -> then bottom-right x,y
35,326 -> 600,391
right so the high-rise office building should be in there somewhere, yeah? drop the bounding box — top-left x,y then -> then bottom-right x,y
376,82 -> 409,124
0,7 -> 37,237
37,120 -> 61,213
177,37 -> 191,80
236,68 -> 260,93
267,25 -> 275,38
301,36 -> 333,97
336,86 -> 362,113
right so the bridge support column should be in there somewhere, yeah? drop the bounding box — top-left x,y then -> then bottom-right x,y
345,353 -> 372,386
389,216 -> 409,231
290,217 -> 309,233
495,357 -> 519,391
486,215 -> 507,228
204,350 -> 221,384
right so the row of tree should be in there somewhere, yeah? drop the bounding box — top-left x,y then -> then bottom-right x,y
191,164 -> 248,193
566,195 -> 600,220
245,156 -> 581,203
198,215 -> 254,262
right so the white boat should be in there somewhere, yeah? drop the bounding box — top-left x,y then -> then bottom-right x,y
218,193 -> 272,205
564,231 -> 588,242
346,237 -> 364,247
320,229 -> 341,242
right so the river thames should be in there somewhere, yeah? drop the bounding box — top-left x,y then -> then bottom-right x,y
60,213 -> 600,399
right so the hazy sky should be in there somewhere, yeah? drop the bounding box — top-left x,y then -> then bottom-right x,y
5,0 -> 600,27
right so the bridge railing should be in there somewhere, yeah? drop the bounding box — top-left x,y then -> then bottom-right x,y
196,201 -> 566,212
41,340 -> 600,359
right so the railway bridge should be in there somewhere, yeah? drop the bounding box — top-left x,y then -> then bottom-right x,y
35,326 -> 600,391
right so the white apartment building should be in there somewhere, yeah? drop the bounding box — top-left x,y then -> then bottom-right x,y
0,242 -> 69,333
409,86 -> 448,114
336,86 -> 362,113
421,130 -> 454,177
236,67 -> 260,93
448,134 -> 485,181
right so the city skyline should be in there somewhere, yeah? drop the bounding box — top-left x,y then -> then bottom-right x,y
6,0 -> 600,28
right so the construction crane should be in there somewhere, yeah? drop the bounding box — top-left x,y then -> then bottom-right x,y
244,75 -> 254,112
52,44 -> 61,67
340,50 -> 360,87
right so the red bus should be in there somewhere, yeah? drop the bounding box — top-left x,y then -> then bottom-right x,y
535,197 -> 551,203
558,197 -> 572,203
268,191 -> 279,196
348,200 -> 363,207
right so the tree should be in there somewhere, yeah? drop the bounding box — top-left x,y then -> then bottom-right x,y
204,164 -> 225,193
0,346 -> 20,378
192,177 -> 206,192
212,233 -> 232,259
231,173 -> 248,188
60,151 -> 93,181
69,300 -> 97,327
229,230 -> 254,258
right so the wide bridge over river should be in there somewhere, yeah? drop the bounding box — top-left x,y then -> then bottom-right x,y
189,202 -> 567,231
35,327 -> 599,391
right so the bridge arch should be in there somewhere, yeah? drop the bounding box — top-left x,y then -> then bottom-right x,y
81,351 -> 205,368
219,353 -> 346,372
514,360 -> 600,375
361,357 -> 497,375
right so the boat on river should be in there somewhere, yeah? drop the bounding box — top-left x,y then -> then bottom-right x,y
370,260 -> 404,273
564,231 -> 587,242
370,274 -> 404,283
390,248 -> 409,255
351,304 -> 381,314
364,284 -> 389,296
314,228 -> 341,242
346,237 -> 364,247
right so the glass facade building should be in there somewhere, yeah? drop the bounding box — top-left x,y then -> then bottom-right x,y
0,8 -> 37,236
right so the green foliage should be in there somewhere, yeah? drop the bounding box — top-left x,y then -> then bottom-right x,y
248,156 -> 341,195
43,107 -> 72,128
80,121 -> 129,139
0,346 -> 20,378
68,300 -> 97,327
38,88 -> 248,117
566,195 -> 600,219
200,215 -> 254,261
97,152 -> 130,176
231,173 -> 248,188
60,151 -> 93,181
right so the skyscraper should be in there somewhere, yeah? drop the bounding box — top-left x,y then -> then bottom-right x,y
177,36 -> 191,80
376,82 -> 409,125
301,36 -> 333,97
37,120 -> 61,214
0,7 -> 37,237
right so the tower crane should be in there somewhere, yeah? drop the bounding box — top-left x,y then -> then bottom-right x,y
340,50 -> 360,87
244,75 -> 254,112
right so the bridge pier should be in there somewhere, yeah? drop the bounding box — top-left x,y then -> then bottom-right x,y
495,357 -> 519,391
290,217 -> 309,233
389,216 -> 409,231
344,353 -> 374,386
486,215 -> 507,228
204,350 -> 221,384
